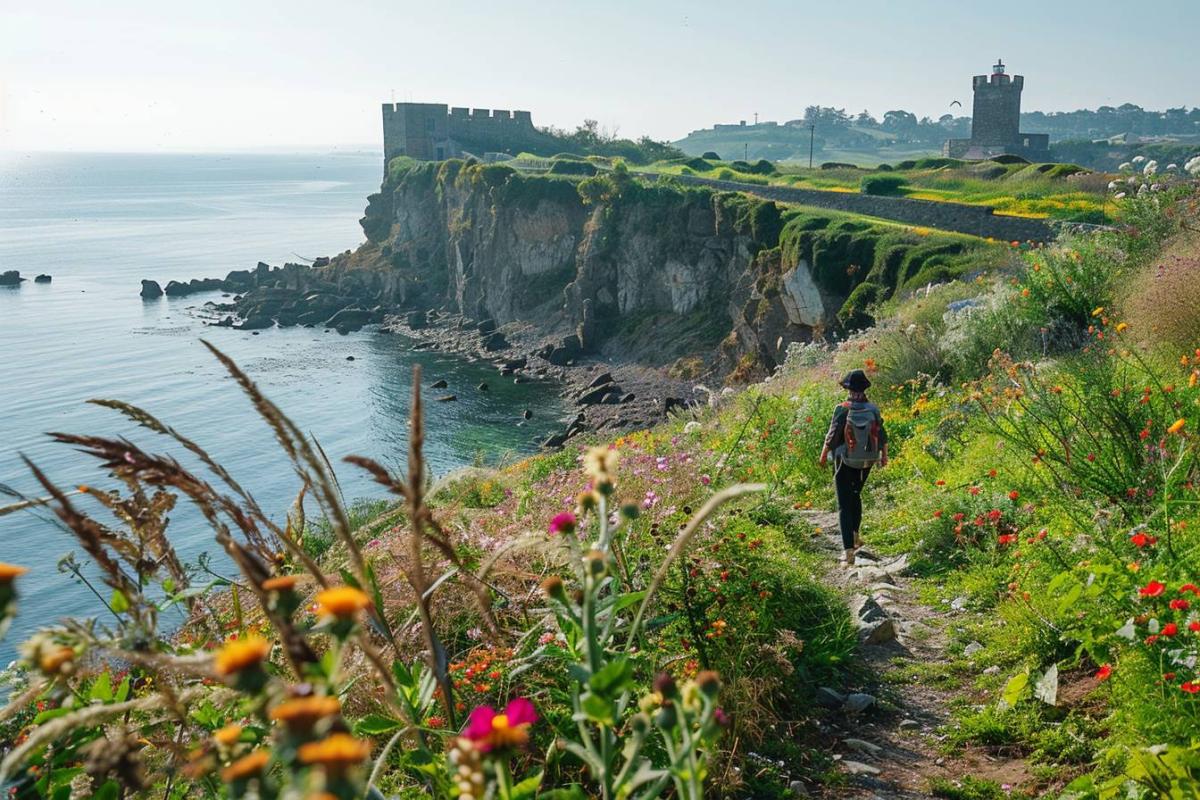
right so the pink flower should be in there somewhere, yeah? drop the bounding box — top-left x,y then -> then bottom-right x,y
462,698 -> 538,753
700,474 -> 711,486
548,512 -> 577,536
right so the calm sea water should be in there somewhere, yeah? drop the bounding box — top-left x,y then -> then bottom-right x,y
0,151 -> 566,661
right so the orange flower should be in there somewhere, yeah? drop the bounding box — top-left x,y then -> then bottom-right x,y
213,725 -> 244,747
262,575 -> 299,592
213,635 -> 271,677
221,749 -> 270,782
0,563 -> 28,583
269,695 -> 341,730
297,733 -> 371,772
314,587 -> 371,619
1168,419 -> 1187,435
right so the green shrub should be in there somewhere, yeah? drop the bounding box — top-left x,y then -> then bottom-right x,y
548,159 -> 597,176
820,162 -> 857,170
839,281 -> 883,329
990,153 -> 1030,165
701,151 -> 721,160
875,163 -> 894,171
860,174 -> 908,196
914,157 -> 967,170
684,157 -> 713,171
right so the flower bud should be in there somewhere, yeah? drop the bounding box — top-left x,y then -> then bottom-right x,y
653,672 -> 679,700
629,712 -> 651,734
654,703 -> 677,730
585,550 -> 607,579
696,670 -> 721,698
541,576 -> 567,602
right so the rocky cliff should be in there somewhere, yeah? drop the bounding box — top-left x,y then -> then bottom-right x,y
342,160 -> 998,380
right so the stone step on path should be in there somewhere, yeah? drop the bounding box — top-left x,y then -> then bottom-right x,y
793,509 -> 1032,798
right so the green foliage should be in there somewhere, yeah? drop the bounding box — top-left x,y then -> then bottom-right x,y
929,776 -> 1007,800
548,159 -> 597,176
860,174 -> 908,196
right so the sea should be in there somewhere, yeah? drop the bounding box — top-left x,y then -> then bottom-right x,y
0,151 -> 568,663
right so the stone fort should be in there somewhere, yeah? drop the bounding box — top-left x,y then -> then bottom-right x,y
382,103 -> 550,165
943,60 -> 1050,160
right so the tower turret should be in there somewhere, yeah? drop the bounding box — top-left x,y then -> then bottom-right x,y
969,57 -> 1023,146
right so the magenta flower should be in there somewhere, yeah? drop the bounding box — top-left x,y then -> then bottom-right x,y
462,698 -> 538,752
548,512 -> 577,535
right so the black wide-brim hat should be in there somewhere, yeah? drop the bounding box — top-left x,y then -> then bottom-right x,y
840,369 -> 871,391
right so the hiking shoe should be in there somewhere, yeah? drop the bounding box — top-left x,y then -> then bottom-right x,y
844,548 -> 856,566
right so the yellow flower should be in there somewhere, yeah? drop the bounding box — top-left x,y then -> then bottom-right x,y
1191,371 -> 1199,388
213,636 -> 271,677
1168,418 -> 1187,435
297,733 -> 371,772
314,586 -> 372,619
221,749 -> 270,782
0,563 -> 28,583
213,725 -> 244,747
268,695 -> 341,730
1091,306 -> 1105,317
1115,322 -> 1129,333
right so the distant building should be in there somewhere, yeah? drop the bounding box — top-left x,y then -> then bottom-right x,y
381,103 -> 542,166
943,61 -> 1050,160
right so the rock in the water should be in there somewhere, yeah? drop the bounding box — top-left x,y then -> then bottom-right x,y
431,379 -> 449,389
844,693 -> 875,713
33,274 -> 51,284
163,280 -> 190,297
236,315 -> 274,330
522,409 -> 532,420
437,394 -> 457,402
140,279 -> 163,299
815,687 -> 846,709
477,382 -> 488,391
542,431 -> 568,448
0,271 -> 24,286
346,356 -> 356,361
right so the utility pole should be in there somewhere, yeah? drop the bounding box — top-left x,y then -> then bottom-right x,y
744,143 -> 748,160
808,124 -> 816,169
754,112 -> 758,125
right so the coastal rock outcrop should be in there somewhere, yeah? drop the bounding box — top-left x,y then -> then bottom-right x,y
1,271 -> 25,286
140,279 -> 163,299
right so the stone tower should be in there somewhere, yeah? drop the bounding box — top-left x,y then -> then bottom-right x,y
970,60 -> 1023,146
943,61 -> 1050,160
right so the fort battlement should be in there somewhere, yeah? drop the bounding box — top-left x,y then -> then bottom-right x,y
382,102 -> 537,165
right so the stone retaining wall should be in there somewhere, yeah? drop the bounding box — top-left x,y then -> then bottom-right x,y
655,174 -> 1054,243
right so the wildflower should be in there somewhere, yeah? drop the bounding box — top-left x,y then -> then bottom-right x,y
1182,682 -> 1200,694
461,698 -> 538,753
1170,599 -> 1190,611
1180,584 -> 1200,595
213,725 -> 244,747
1095,664 -> 1112,681
214,635 -> 270,679
1008,490 -> 1019,501
547,512 -> 576,535
998,534 -> 1017,546
540,575 -> 567,602
1191,622 -> 1200,633
935,479 -> 946,487
0,563 -> 29,582
696,670 -> 721,697
314,586 -> 371,619
1116,322 -> 1129,333
1139,581 -> 1167,598
968,485 -> 981,496
39,646 -> 76,676
933,510 -> 943,519
1130,532 -> 1155,547
269,695 -> 341,731
583,446 -> 619,484
1168,418 -> 1187,435
297,733 -> 371,773
1163,623 -> 1180,637
221,749 -> 270,782
261,575 -> 299,592
1091,306 -> 1105,317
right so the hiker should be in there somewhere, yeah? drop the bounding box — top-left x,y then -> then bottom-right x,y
818,369 -> 888,566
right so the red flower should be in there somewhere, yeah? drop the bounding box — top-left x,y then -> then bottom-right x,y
1094,664 -> 1112,681
953,512 -> 965,522
1181,682 -> 1200,694
935,480 -> 946,487
933,510 -> 944,519
1170,599 -> 1190,611
968,486 -> 981,496
1180,584 -> 1200,596
1163,623 -> 1180,637
1130,532 -> 1155,548
987,509 -> 1003,522
1190,622 -> 1200,633
998,534 -> 1017,546
1145,634 -> 1159,645
548,512 -> 576,536
987,469 -> 997,478
462,698 -> 538,753
1086,453 -> 1096,462
1008,490 -> 1019,501
1139,581 -> 1167,598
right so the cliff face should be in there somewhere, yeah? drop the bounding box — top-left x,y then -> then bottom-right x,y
347,161 -> 990,380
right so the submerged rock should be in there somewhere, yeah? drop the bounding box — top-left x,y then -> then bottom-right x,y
140,279 -> 163,299
431,379 -> 449,389
34,274 -> 51,284
0,271 -> 25,286
437,394 -> 457,402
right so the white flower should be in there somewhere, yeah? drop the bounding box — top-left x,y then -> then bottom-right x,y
1114,192 -> 1126,199
1165,163 -> 1179,172
1151,183 -> 1164,192
1118,161 -> 1133,171
1107,181 -> 1119,191
1143,160 -> 1158,176
1132,155 -> 1146,164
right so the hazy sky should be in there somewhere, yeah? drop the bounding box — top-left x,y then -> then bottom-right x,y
1,0 -> 1197,152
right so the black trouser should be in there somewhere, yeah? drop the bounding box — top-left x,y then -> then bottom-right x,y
834,462 -> 871,549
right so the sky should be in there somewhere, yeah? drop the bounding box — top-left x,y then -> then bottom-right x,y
1,0 -> 1197,153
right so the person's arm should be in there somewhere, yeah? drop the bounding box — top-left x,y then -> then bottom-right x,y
819,406 -> 845,467
878,411 -> 889,467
